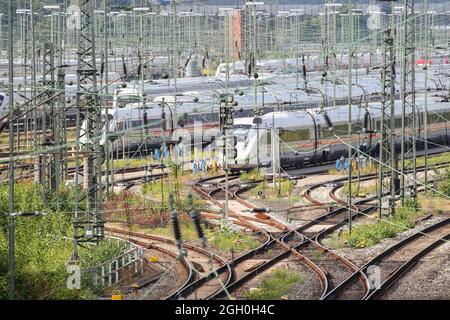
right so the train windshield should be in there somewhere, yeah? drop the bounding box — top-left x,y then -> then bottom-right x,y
232,124 -> 251,141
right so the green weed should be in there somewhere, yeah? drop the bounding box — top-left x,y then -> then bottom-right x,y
244,268 -> 303,300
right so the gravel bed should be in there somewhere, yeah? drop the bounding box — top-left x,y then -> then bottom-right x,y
310,186 -> 335,204
125,249 -> 186,300
242,192 -> 327,230
253,244 -> 287,260
378,242 -> 450,300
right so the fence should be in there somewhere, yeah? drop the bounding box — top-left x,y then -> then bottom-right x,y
85,238 -> 144,289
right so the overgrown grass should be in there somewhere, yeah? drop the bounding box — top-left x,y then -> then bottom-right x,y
142,179 -> 170,199
244,268 -> 303,300
340,204 -> 420,248
249,178 -> 298,201
240,168 -> 263,182
209,229 -> 259,253
419,194 -> 450,215
145,219 -> 202,241
342,181 -> 378,196
415,152 -> 450,168
141,178 -> 205,211
438,168 -> 450,198
0,212 -> 128,300
105,190 -> 169,227
328,192 -> 449,250
107,158 -> 152,170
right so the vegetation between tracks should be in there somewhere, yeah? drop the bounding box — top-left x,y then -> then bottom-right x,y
249,178 -> 299,202
416,152 -> 450,168
341,207 -> 417,248
240,168 -> 263,182
244,268 -> 304,300
438,167 -> 450,198
141,177 -> 206,211
327,197 -> 446,249
342,181 -> 378,196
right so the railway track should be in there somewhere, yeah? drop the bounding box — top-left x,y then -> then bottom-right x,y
106,157 -> 450,300
192,174 -> 329,299
191,174 -> 375,300
283,202 -> 376,300
196,170 -> 446,300
193,174 -> 287,232
323,216 -> 450,300
303,164 -> 449,300
105,226 -> 232,300
303,160 -> 450,207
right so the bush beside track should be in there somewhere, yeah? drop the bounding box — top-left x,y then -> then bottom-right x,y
0,182 -> 130,300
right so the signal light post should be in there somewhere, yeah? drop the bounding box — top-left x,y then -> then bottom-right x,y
219,93 -> 237,229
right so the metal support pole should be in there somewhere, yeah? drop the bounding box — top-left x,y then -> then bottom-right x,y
423,0 -> 429,193
8,0 -> 15,300
104,1 -> 110,199
347,0 -> 353,233
224,127 -> 229,224
30,2 -> 38,184
272,127 -> 277,190
171,0 -> 178,125
400,0 -> 417,203
74,0 -> 104,252
378,20 -> 397,218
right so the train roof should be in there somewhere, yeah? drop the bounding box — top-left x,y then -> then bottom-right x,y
236,93 -> 449,128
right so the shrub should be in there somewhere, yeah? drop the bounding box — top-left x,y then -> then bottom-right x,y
439,168 -> 450,198
210,229 -> 259,253
240,168 -> 263,182
0,183 -> 131,300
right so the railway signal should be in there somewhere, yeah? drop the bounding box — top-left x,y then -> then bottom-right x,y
219,93 -> 235,133
219,105 -> 234,132
226,135 -> 238,162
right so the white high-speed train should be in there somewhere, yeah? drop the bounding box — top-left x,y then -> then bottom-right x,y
221,94 -> 450,170
96,65 -> 449,158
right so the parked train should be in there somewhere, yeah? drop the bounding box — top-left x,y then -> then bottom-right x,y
219,94 -> 450,170
98,66 -> 449,159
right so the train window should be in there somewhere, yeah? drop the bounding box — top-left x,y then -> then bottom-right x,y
334,125 -> 348,135
445,111 -> 450,121
131,120 -> 142,129
116,96 -> 141,108
321,128 -> 333,138
375,120 -> 381,131
148,119 -> 160,129
232,124 -> 251,142
280,129 -> 310,142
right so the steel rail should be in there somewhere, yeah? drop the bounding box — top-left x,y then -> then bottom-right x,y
323,217 -> 450,300
197,175 -> 336,300
105,226 -> 231,300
